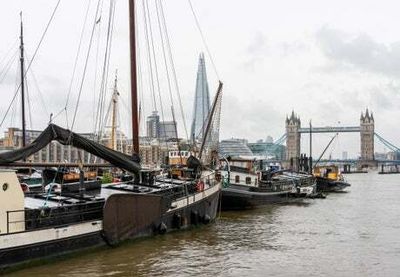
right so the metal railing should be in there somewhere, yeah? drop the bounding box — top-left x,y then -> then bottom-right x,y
4,203 -> 103,235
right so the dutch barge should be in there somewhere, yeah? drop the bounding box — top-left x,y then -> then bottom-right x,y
220,158 -> 315,210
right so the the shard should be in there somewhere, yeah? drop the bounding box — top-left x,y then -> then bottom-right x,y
190,53 -> 211,143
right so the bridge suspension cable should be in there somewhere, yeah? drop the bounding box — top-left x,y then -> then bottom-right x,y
374,133 -> 400,152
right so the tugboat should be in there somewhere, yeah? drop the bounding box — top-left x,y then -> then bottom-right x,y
314,165 -> 351,192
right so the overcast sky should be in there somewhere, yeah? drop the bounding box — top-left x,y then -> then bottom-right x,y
0,0 -> 399,158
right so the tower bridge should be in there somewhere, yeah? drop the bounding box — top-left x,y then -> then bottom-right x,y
285,109 -> 377,168
298,126 -> 360,133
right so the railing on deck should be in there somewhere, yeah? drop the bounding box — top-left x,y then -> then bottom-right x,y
4,203 -> 103,235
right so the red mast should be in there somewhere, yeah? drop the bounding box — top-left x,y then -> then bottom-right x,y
129,0 -> 139,153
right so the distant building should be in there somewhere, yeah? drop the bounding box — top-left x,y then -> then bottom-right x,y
285,111 -> 301,161
342,151 -> 348,160
190,53 -> 210,143
374,152 -> 386,160
386,151 -> 400,160
100,130 -> 128,153
265,136 -> 274,144
248,142 -> 285,160
146,111 -> 160,138
135,137 -> 179,167
159,121 -> 177,140
219,139 -> 253,157
0,127 -> 96,163
360,109 -> 374,161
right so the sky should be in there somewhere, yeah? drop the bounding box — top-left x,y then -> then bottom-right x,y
0,0 -> 399,158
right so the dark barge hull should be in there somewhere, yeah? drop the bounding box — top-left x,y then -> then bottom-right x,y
0,230 -> 105,273
316,177 -> 350,192
103,188 -> 221,245
0,188 -> 220,272
221,184 -> 292,210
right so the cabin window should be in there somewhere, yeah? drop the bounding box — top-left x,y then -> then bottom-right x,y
235,175 -> 240,183
2,183 -> 8,191
245,177 -> 251,184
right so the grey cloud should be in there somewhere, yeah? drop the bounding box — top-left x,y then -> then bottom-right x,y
243,32 -> 269,71
316,26 -> 400,77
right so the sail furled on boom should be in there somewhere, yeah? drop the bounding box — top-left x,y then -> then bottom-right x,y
0,124 -> 141,174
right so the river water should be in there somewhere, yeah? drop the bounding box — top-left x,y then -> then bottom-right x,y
8,173 -> 400,277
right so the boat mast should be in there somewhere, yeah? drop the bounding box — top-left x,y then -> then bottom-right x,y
129,0 -> 139,154
111,71 -> 119,151
309,120 -> 312,174
19,12 -> 26,148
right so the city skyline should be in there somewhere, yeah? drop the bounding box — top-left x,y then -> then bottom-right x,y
0,1 -> 399,159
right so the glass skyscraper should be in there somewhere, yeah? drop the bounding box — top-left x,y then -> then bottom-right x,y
190,53 -> 210,143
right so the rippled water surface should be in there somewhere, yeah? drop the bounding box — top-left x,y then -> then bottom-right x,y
8,173 -> 400,276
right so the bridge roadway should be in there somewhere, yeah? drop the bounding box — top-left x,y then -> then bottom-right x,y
298,126 -> 361,133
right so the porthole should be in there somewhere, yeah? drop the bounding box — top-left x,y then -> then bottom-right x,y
2,183 -> 8,191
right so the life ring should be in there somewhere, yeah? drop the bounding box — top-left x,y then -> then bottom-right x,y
196,180 -> 205,192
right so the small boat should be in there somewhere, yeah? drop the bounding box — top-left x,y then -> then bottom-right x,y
314,165 -> 351,192
220,158 -> 315,210
42,167 -> 101,193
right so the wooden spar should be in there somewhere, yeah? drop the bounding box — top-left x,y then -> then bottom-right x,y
129,0 -> 139,154
20,13 -> 26,148
314,133 -> 338,168
199,81 -> 223,159
111,72 -> 118,150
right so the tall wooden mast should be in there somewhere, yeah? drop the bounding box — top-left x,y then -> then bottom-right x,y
129,0 -> 139,153
110,72 -> 119,151
20,12 -> 26,148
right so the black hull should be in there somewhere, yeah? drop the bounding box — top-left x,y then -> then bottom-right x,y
0,231 -> 105,273
0,190 -> 220,273
103,190 -> 221,245
316,177 -> 350,192
221,185 -> 293,210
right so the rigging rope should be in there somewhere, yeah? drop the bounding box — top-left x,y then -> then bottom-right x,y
155,0 -> 177,142
94,0 -> 115,140
144,0 -> 169,152
187,0 -> 220,80
25,77 -> 33,130
159,0 -> 189,140
0,38 -> 18,70
92,2 -> 104,135
0,0 -> 61,128
0,50 -> 18,84
141,0 -> 158,111
61,0 -> 93,128
25,59 -> 50,118
70,0 -> 103,132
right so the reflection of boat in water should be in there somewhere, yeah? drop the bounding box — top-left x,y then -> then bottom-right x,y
314,165 -> 351,192
220,158 -> 315,210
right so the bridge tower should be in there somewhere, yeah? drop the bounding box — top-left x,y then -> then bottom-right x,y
360,108 -> 376,167
285,111 -> 301,161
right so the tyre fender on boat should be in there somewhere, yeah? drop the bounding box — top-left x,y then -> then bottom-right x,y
203,214 -> 211,224
20,183 -> 30,193
158,222 -> 167,234
196,180 -> 205,192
